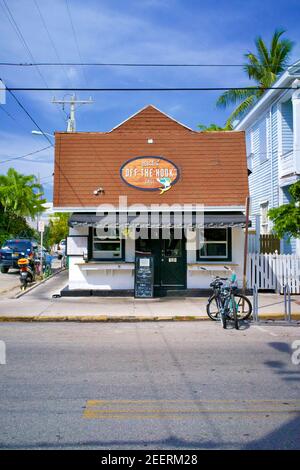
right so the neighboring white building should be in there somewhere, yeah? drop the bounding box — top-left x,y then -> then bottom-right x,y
234,60 -> 300,255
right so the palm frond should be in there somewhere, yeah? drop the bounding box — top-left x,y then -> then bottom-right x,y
225,94 -> 257,127
216,88 -> 255,109
255,36 -> 270,66
270,29 -> 286,58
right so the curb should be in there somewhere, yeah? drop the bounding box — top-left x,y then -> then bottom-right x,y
0,315 -> 207,322
0,314 -> 299,322
14,268 -> 65,299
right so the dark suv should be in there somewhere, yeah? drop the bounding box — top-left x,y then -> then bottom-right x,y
0,239 -> 38,273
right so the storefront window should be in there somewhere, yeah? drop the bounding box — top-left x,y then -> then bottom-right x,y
92,228 -> 122,260
197,228 -> 232,261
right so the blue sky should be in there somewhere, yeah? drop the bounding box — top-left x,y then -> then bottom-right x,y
0,0 -> 299,201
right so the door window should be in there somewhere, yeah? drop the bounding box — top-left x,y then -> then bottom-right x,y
164,238 -> 182,257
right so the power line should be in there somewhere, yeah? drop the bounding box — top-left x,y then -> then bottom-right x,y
0,104 -> 29,132
0,62 -> 295,68
40,173 -> 54,181
0,145 -> 52,164
33,0 -> 71,87
1,86 -> 84,204
4,86 -> 296,92
7,89 -> 54,146
5,88 -> 84,205
0,0 -> 66,123
64,0 -> 88,86
0,104 -> 16,120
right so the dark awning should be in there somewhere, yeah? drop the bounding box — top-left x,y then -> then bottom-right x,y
69,212 -> 248,229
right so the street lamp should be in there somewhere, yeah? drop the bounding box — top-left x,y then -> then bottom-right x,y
31,130 -> 54,277
31,130 -> 54,138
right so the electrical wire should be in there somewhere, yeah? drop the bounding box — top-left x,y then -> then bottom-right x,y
40,173 -> 54,181
5,88 -> 84,205
7,89 -> 54,146
0,0 -> 66,123
33,0 -> 71,87
0,145 -> 52,164
64,0 -> 89,87
0,62 -> 295,68
4,86 -> 296,92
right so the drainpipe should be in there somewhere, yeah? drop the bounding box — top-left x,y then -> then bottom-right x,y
269,107 -> 274,210
292,81 -> 300,256
292,81 -> 300,175
243,196 -> 250,292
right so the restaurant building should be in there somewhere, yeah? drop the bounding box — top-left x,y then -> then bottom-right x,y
53,105 -> 249,297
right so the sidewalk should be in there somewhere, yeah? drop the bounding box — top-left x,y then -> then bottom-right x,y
0,270 -> 299,322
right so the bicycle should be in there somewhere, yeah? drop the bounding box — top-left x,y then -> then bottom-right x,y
201,266 -> 252,327
43,263 -> 52,278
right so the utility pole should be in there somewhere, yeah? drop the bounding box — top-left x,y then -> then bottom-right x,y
52,95 -> 93,132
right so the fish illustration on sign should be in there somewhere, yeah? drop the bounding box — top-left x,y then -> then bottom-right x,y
157,177 -> 172,194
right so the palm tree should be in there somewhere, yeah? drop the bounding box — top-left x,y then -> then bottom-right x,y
217,29 -> 294,127
198,123 -> 232,131
0,168 -> 46,221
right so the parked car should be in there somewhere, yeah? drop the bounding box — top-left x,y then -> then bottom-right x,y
0,239 -> 38,273
56,239 -> 66,260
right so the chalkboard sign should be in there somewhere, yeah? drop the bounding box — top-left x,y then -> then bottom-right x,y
135,255 -> 154,298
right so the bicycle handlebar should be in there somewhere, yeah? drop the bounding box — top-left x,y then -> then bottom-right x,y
200,266 -> 237,283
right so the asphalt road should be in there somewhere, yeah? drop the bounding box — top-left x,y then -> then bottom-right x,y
0,322 -> 300,449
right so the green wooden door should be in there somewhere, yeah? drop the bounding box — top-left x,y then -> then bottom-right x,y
135,229 -> 187,292
160,230 -> 186,289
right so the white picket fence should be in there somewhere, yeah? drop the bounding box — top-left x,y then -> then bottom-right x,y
247,253 -> 300,293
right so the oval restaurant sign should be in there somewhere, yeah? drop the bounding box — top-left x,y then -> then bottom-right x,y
120,156 -> 180,194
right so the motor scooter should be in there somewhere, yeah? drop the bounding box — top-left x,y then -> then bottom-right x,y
17,256 -> 36,290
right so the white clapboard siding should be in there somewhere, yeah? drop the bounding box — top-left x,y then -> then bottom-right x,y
247,253 -> 300,293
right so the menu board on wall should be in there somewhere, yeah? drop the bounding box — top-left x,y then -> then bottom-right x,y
134,255 -> 154,298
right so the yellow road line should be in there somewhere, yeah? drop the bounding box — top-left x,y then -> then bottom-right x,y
86,399 -> 300,406
83,410 -> 300,419
83,399 -> 300,419
84,409 -> 300,414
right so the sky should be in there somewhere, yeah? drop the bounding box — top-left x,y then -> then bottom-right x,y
0,0 -> 299,201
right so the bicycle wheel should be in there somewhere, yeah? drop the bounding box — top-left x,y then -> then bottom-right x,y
206,295 -> 220,321
44,265 -> 52,278
231,295 -> 239,330
230,294 -> 252,320
220,310 -> 227,329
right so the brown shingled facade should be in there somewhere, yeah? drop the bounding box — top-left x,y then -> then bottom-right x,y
53,105 -> 248,208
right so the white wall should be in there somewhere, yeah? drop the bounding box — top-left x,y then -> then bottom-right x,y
68,226 -> 245,291
187,227 -> 245,289
68,226 -> 135,290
